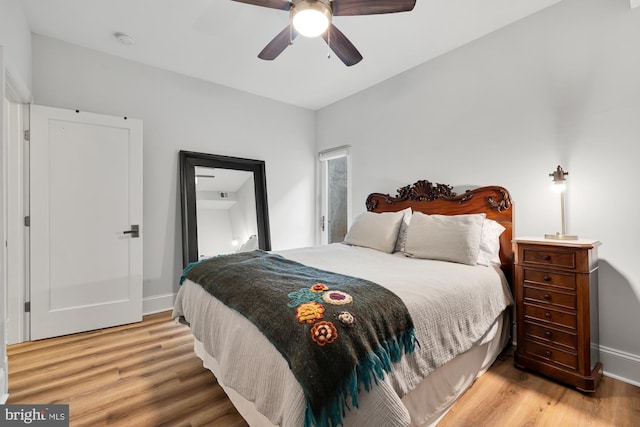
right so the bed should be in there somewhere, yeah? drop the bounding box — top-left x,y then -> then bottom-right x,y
173,181 -> 515,427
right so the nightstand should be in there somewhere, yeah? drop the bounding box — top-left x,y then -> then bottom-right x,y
513,237 -> 602,392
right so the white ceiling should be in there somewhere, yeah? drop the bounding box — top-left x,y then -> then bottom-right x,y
195,167 -> 253,210
21,0 -> 562,110
195,166 -> 253,192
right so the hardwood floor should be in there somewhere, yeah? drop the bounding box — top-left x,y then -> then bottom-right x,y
7,311 -> 639,426
7,311 -> 248,427
438,351 -> 640,427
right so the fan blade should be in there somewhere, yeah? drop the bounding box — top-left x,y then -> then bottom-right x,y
332,0 -> 416,16
322,24 -> 363,66
231,0 -> 291,11
258,26 -> 298,60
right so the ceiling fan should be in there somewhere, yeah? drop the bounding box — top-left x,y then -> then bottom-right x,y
231,0 -> 417,66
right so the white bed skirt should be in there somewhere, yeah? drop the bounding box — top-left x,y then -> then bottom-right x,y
192,312 -> 509,427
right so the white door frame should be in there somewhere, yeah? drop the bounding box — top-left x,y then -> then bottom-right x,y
2,47 -> 32,349
1,45 -> 9,404
318,145 -> 352,245
0,46 -> 31,404
6,100 -> 28,344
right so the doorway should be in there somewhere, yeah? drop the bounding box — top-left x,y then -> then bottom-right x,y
319,146 -> 351,245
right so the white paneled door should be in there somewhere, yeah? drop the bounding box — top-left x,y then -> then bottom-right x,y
30,105 -> 143,340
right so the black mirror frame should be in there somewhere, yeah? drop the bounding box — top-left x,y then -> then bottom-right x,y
179,150 -> 271,267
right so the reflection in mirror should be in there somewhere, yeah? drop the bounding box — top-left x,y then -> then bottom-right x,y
180,151 -> 271,267
195,167 -> 257,259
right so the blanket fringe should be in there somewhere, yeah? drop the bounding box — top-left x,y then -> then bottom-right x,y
304,328 -> 418,427
179,260 -> 202,285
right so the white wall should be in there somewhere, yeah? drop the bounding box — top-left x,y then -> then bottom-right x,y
317,0 -> 640,384
31,35 -> 316,303
229,176 -> 258,246
0,0 -> 31,101
196,208 -> 235,258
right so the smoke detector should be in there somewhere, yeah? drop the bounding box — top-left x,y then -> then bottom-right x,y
114,32 -> 135,46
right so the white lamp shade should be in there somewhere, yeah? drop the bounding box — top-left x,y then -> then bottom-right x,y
551,182 -> 566,193
292,4 -> 331,37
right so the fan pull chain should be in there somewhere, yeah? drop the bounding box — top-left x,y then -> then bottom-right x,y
288,2 -> 293,45
289,23 -> 293,45
327,27 -> 331,60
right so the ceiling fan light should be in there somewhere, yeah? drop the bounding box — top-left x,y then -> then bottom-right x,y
292,2 -> 331,38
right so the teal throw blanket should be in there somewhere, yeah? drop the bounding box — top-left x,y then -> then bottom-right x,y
183,250 -> 417,427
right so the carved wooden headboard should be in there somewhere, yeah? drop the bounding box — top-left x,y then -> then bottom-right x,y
366,181 -> 514,285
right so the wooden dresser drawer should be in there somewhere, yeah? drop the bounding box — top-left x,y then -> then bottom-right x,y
523,339 -> 578,371
523,286 -> 576,310
523,269 -> 576,290
524,304 -> 576,330
521,247 -> 576,269
523,321 -> 577,350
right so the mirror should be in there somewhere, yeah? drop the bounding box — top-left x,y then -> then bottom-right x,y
179,151 -> 271,267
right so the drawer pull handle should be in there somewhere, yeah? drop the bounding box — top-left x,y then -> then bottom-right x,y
543,276 -> 552,282
543,294 -> 551,300
545,312 -> 551,318
542,255 -> 551,260
545,331 -> 552,338
546,350 -> 552,357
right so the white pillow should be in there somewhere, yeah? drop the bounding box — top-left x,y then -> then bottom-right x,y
236,235 -> 259,253
404,212 -> 486,265
394,207 -> 413,253
343,211 -> 404,253
477,219 -> 506,266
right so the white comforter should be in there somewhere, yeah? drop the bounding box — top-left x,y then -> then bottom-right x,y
173,244 -> 513,427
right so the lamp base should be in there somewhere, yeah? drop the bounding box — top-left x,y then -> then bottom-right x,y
544,232 -> 579,240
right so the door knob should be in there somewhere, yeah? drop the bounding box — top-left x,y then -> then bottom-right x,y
123,224 -> 139,238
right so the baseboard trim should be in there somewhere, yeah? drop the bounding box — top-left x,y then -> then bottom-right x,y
142,293 -> 177,315
600,345 -> 640,387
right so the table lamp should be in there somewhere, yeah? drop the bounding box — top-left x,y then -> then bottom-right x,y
545,165 -> 578,240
